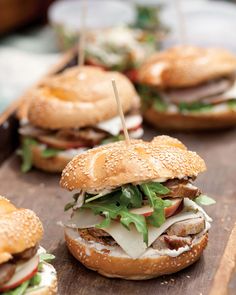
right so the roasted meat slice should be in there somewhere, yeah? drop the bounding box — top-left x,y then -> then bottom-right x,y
0,262 -> 16,285
164,179 -> 200,199
14,245 -> 38,261
152,234 -> 192,250
167,216 -> 205,237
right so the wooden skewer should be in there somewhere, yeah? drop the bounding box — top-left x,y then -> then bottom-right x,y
78,0 -> 87,66
111,79 -> 130,145
174,0 -> 187,45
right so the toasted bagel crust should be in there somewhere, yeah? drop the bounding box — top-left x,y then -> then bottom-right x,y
138,46 -> 236,88
27,66 -> 139,129
60,136 -> 206,191
0,197 -> 43,264
65,228 -> 208,280
144,108 -> 236,130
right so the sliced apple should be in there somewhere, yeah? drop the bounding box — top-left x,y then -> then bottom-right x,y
38,135 -> 88,149
130,199 -> 182,218
0,255 -> 39,292
165,199 -> 182,218
125,69 -> 138,82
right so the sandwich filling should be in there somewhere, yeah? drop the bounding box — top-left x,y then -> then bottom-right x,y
64,178 -> 214,259
85,27 -> 155,79
0,247 -> 55,294
139,75 -> 236,115
18,113 -> 143,172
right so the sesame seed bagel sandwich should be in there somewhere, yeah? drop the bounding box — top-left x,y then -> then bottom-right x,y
61,135 -> 215,280
18,66 -> 143,173
0,197 -> 57,294
138,45 -> 236,130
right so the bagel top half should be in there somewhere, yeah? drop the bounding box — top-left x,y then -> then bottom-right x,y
60,135 -> 206,192
0,196 -> 43,264
138,45 -> 236,88
27,66 -> 140,130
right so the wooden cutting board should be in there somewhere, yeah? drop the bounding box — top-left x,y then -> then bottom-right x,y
0,50 -> 235,295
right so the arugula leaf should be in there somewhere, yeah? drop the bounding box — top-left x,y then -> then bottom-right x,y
146,198 -> 166,227
29,273 -> 41,286
41,148 -> 61,158
194,194 -> 216,206
82,201 -> 148,244
178,102 -> 213,113
64,193 -> 80,211
140,182 -> 170,206
228,99 -> 236,110
140,182 -> 171,228
39,253 -> 55,263
3,280 -> 30,295
120,185 -> 142,208
120,210 -> 148,245
101,134 -> 124,145
20,138 -> 38,173
154,99 -> 168,112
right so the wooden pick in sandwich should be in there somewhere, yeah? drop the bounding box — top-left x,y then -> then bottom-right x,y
111,79 -> 130,145
78,0 -> 87,66
174,0 -> 187,44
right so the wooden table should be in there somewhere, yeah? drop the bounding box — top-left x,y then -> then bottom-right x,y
0,51 -> 236,295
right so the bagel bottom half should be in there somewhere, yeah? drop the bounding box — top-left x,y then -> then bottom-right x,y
144,107 -> 236,130
64,228 -> 208,280
30,145 -> 71,173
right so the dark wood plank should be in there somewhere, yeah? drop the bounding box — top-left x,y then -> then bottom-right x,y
0,126 -> 236,295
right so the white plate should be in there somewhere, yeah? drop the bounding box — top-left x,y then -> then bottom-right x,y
161,0 -> 236,53
48,0 -> 136,31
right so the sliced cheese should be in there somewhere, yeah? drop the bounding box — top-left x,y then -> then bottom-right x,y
65,209 -> 103,229
65,198 -> 212,259
103,211 -> 203,258
96,114 -> 142,136
103,222 -> 146,259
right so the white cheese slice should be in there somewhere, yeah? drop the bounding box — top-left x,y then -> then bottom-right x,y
65,209 -> 104,229
103,222 -> 146,259
96,114 -> 142,136
222,81 -> 236,99
103,210 -> 203,258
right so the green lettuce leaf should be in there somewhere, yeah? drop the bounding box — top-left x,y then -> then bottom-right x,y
2,280 -> 29,295
20,138 -> 38,173
120,210 -> 148,245
140,182 -> 171,227
64,193 -> 80,211
29,273 -> 41,287
121,185 -> 142,208
39,252 -> 55,263
41,148 -> 61,158
178,102 -> 213,113
194,194 -> 216,206
82,200 -> 148,244
101,134 -> 124,145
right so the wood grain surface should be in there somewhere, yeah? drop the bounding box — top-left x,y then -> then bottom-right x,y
0,126 -> 236,295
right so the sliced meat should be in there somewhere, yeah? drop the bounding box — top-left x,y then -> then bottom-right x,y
163,77 -> 233,104
87,228 -> 110,238
14,245 -> 38,261
79,229 -> 117,247
164,179 -> 200,199
0,262 -> 16,285
167,217 -> 205,237
164,235 -> 192,250
152,234 -> 192,250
